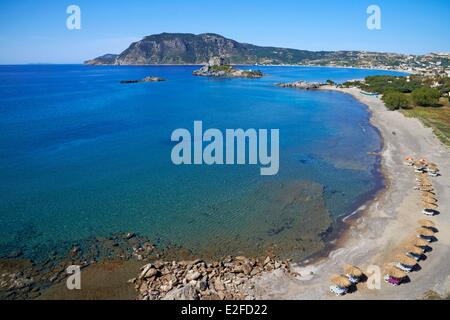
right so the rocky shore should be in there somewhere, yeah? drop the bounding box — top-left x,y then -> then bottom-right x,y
120,76 -> 166,84
193,57 -> 263,78
0,227 -> 294,300
0,232 -> 161,299
276,80 -> 324,90
132,256 -> 291,300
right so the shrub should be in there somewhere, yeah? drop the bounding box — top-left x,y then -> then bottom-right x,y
411,87 -> 441,107
382,91 -> 410,110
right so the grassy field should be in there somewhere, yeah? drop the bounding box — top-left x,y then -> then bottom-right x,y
402,99 -> 450,147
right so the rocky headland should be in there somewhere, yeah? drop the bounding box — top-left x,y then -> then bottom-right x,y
276,80 -> 324,90
193,57 -> 263,78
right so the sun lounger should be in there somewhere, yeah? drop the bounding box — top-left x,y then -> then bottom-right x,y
396,263 -> 413,273
346,274 -> 360,284
384,275 -> 402,286
329,285 -> 348,296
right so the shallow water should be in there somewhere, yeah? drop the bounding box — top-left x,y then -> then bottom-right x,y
0,65 -> 405,259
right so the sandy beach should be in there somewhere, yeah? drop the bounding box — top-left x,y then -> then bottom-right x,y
253,86 -> 450,300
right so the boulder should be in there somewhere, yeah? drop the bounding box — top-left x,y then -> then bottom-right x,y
162,284 -> 199,300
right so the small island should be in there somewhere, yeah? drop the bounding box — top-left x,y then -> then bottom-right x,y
193,56 -> 263,78
120,76 -> 166,84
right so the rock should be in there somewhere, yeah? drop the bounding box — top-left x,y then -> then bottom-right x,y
250,268 -> 261,277
120,76 -> 166,84
196,279 -> 208,291
139,264 -> 159,279
276,80 -> 323,90
163,284 -> 199,300
142,76 -> 166,82
185,271 -> 201,282
263,256 -> 271,266
160,282 -> 174,292
214,278 -> 225,291
235,256 -> 248,262
125,232 -> 135,239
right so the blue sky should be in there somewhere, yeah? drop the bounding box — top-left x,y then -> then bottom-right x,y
0,0 -> 449,64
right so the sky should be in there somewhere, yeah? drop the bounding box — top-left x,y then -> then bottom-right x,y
0,0 -> 449,64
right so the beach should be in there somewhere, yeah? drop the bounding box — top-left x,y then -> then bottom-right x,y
252,86 -> 450,299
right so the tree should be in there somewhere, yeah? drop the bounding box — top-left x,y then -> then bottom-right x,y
382,91 -> 410,110
411,87 -> 441,107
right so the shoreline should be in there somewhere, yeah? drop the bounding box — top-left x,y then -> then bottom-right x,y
81,63 -> 411,75
252,86 -> 450,299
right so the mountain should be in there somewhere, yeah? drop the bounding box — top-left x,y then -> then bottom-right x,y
86,33 -> 320,65
84,33 -> 450,73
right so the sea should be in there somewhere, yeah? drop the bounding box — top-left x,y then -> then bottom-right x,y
0,65 -> 406,260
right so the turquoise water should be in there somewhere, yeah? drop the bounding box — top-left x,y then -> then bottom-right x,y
0,65 -> 405,258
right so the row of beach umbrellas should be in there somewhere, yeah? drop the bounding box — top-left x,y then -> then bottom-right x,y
329,157 -> 440,294
384,219 -> 437,281
384,157 -> 440,282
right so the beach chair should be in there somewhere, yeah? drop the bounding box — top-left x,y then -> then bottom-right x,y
384,275 -> 402,286
396,263 -> 413,273
346,274 -> 360,284
422,209 -> 436,216
329,285 -> 348,296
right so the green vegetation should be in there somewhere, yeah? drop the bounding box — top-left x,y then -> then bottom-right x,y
411,87 -> 441,107
348,75 -> 450,146
355,75 -> 449,109
361,75 -> 422,94
402,103 -> 450,146
210,65 -> 233,72
382,91 -> 410,110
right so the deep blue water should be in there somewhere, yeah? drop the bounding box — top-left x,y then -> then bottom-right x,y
0,65 -> 406,257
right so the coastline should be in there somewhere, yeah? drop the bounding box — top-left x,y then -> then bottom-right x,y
252,86 -> 450,299
82,63 -> 411,75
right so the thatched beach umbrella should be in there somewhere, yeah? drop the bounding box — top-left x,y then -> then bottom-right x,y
395,254 -> 417,266
422,201 -> 438,209
418,219 -> 436,228
412,238 -> 430,247
418,172 -> 431,179
416,227 -> 435,237
385,266 -> 407,279
343,264 -> 363,277
404,244 -> 424,255
422,200 -> 438,207
422,194 -> 438,202
330,275 -> 352,288
419,182 -> 433,188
